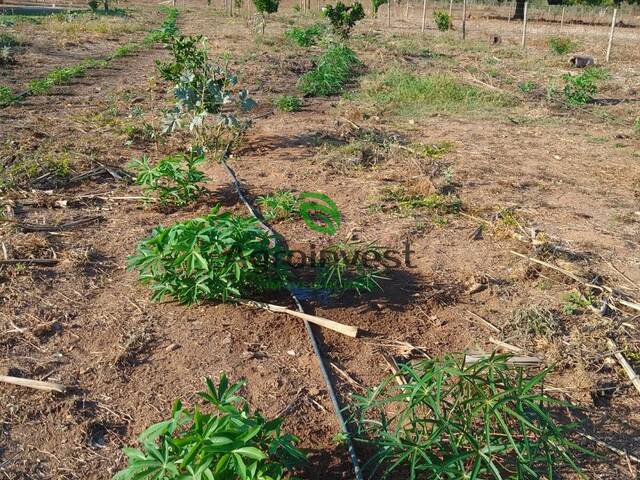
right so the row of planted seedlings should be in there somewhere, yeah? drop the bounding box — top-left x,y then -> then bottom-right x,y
114,6 -> 593,480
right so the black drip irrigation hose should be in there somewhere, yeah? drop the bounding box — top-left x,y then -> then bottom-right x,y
219,145 -> 364,480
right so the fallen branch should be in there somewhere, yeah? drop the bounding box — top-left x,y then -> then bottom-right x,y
466,309 -> 500,333
18,216 -> 103,232
607,339 -> 640,395
465,354 -> 541,366
0,375 -> 66,393
577,431 -> 640,464
0,258 -> 58,266
489,337 -> 523,353
234,298 -> 358,338
381,352 -> 407,385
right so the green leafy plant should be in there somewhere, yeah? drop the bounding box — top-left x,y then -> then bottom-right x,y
160,34 -> 256,148
322,2 -> 365,39
562,67 -> 608,106
144,6 -> 179,44
352,354 -> 591,479
113,374 -> 306,480
252,0 -> 279,33
433,10 -> 452,31
562,290 -> 595,314
27,59 -> 107,94
272,95 -> 303,112
127,206 -> 289,304
518,80 -> 536,93
256,190 -> 299,220
298,43 -> 360,97
129,152 -> 207,207
548,36 -> 576,55
156,34 -> 208,82
0,86 -> 16,106
371,0 -> 387,16
505,305 -> 558,339
284,23 -> 325,47
311,241 -> 384,294
0,32 -> 19,48
381,186 -> 461,215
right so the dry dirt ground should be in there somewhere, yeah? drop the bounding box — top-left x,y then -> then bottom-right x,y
1,1 -> 640,479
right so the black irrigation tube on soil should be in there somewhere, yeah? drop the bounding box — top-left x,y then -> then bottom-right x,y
219,145 -> 365,480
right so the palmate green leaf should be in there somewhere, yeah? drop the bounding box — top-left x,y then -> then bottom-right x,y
351,354 -> 590,480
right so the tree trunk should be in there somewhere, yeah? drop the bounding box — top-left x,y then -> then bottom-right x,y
512,0 -> 525,19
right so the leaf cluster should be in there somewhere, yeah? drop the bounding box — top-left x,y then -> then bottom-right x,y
284,23 -> 325,47
351,354 -> 592,479
127,206 -> 289,304
129,152 -> 207,207
562,67 -> 608,106
256,190 -> 300,220
433,10 -> 452,31
113,374 -> 306,480
298,43 -> 360,97
322,2 -> 365,38
252,0 -> 279,14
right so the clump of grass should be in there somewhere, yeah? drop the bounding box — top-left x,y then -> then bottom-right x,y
634,117 -> 640,134
284,23 -> 325,47
351,354 -> 591,479
272,95 -> 303,112
0,32 -> 19,47
27,59 -> 107,94
41,14 -> 143,37
518,80 -> 536,93
358,68 -> 509,116
506,305 -> 558,339
381,185 -> 461,215
298,43 -> 360,97
562,66 -> 608,106
409,141 -> 454,157
112,41 -> 140,58
548,36 -> 576,55
256,190 -> 299,221
433,10 -> 452,31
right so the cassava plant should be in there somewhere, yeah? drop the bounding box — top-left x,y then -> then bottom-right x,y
252,0 -> 279,34
351,354 -> 592,479
113,374 -> 306,480
129,151 -> 207,207
127,205 -> 289,304
160,35 -> 256,149
562,67 -> 608,106
433,10 -> 452,31
322,1 -> 365,39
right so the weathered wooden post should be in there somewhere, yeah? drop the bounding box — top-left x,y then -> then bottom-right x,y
421,0 -> 427,31
462,0 -> 467,40
521,1 -> 528,49
605,8 -> 617,62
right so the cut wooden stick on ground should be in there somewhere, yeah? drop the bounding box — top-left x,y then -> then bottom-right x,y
234,298 -> 359,338
0,375 -> 66,393
0,258 -> 58,266
607,338 -> 640,395
466,309 -> 500,333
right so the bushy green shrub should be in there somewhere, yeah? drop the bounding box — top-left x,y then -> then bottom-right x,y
144,6 -> 178,44
433,10 -> 452,31
284,23 -> 325,47
352,354 -> 591,479
256,190 -> 299,220
298,43 -> 360,96
562,67 -> 608,105
548,36 -> 576,55
322,1 -> 365,38
129,152 -> 207,206
127,206 -> 289,304
113,374 -> 306,480
272,95 -> 303,112
0,86 -> 16,106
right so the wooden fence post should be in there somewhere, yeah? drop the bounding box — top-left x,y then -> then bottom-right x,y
462,0 -> 466,40
606,8 -> 617,62
560,6 -> 565,31
405,0 -> 409,18
421,0 -> 427,31
521,1 -> 528,49
449,0 -> 453,17
387,0 -> 391,27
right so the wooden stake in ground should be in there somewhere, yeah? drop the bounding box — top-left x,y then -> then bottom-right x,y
462,0 -> 467,39
521,1 -> 528,48
448,0 -> 453,17
605,8 -> 617,62
607,339 -> 640,395
421,0 -> 427,32
0,375 -> 66,393
387,0 -> 391,27
560,6 -> 565,30
234,298 -> 359,338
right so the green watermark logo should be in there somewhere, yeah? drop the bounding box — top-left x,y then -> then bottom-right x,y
298,192 -> 341,235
